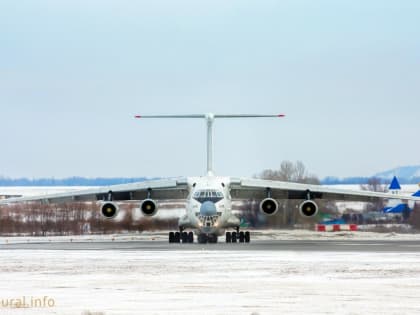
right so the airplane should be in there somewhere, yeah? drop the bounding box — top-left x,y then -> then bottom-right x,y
1,113 -> 419,244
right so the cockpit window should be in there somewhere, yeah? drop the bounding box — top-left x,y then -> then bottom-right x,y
193,189 -> 224,203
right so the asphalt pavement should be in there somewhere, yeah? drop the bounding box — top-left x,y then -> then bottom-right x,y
1,239 -> 420,252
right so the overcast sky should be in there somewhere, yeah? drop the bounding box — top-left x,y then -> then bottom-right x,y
0,0 -> 419,179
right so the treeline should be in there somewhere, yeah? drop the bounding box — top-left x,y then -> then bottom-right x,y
0,203 -> 178,236
0,176 -> 151,186
256,161 -> 334,227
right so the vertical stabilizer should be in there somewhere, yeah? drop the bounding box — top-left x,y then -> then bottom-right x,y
135,113 -> 284,176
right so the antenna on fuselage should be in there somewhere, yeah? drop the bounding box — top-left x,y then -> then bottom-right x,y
134,113 -> 285,176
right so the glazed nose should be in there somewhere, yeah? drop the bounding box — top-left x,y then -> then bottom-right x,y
200,201 -> 217,216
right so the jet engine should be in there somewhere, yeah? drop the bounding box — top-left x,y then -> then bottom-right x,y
299,200 -> 318,218
141,199 -> 158,216
100,202 -> 119,219
259,198 -> 279,216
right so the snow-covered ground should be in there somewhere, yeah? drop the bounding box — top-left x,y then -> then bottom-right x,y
1,231 -> 420,314
325,184 -> 420,194
325,184 -> 420,212
0,248 -> 420,315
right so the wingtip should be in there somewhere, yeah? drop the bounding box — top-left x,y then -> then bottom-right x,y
277,114 -> 286,117
134,115 -> 142,119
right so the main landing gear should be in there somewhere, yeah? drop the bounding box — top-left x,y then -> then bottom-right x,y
169,228 -> 194,243
226,227 -> 250,243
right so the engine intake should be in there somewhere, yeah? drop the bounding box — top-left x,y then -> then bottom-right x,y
141,199 -> 158,216
299,200 -> 318,217
259,198 -> 279,216
100,202 -> 119,219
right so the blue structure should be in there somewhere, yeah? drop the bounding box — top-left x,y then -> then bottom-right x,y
383,203 -> 411,214
380,176 -> 418,215
389,176 -> 401,191
412,190 -> 420,197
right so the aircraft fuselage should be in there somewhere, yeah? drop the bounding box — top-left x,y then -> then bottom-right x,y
178,176 -> 240,237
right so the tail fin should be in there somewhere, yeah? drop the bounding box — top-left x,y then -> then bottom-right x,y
135,113 -> 285,176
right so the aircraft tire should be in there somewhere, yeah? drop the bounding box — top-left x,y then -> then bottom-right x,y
198,234 -> 208,244
174,232 -> 181,243
245,231 -> 250,243
231,232 -> 237,243
181,232 -> 188,243
188,232 -> 194,243
225,232 -> 231,243
169,232 -> 175,243
239,231 -> 245,243
208,234 -> 218,243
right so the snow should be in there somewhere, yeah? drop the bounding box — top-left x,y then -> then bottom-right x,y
326,184 -> 420,194
324,184 -> 420,212
1,231 -> 420,314
0,248 -> 420,314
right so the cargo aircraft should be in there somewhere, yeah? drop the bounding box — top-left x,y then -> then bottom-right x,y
1,113 -> 419,244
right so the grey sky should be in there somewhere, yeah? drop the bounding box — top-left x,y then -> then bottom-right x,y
0,0 -> 419,179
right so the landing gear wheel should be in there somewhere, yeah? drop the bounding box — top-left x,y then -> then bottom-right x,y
198,234 -> 208,244
245,231 -> 250,243
174,232 -> 181,243
169,232 -> 175,243
231,232 -> 237,243
208,234 -> 218,243
239,231 -> 245,243
225,232 -> 231,243
188,232 -> 194,243
181,232 -> 188,243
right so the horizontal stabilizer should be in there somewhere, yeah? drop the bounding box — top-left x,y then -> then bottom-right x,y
134,112 -> 284,175
135,114 -> 205,119
135,114 -> 285,119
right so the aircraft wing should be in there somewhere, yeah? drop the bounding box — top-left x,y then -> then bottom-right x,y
229,177 -> 420,202
0,178 -> 189,204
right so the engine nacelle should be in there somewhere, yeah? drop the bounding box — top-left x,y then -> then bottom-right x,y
100,202 -> 119,219
259,198 -> 279,216
141,199 -> 158,216
299,200 -> 319,218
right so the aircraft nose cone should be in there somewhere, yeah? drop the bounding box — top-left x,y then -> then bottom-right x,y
200,201 -> 217,216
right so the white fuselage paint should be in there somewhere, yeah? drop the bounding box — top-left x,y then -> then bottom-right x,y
178,176 -> 240,236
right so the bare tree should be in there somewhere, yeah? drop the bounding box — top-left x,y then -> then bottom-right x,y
256,160 -> 325,227
360,177 -> 388,212
408,203 -> 420,230
279,160 -> 295,181
361,177 -> 388,193
259,160 -> 320,184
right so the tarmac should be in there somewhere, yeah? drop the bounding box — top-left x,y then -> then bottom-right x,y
2,239 -> 420,252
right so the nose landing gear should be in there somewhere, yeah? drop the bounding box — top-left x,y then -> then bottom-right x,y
197,234 -> 218,244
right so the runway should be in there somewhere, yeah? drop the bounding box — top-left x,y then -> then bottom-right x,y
2,239 -> 420,252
